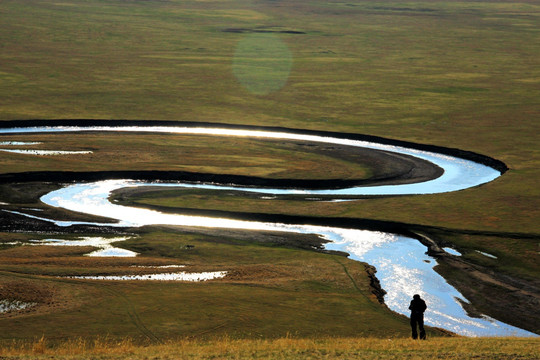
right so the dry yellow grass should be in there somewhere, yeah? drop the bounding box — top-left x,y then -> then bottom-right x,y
1,336 -> 538,359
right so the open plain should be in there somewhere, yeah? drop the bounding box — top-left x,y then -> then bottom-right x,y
0,0 -> 539,356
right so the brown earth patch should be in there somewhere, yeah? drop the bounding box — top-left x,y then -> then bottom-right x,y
0,281 -> 53,304
415,232 -> 540,334
0,277 -> 78,319
224,265 -> 294,283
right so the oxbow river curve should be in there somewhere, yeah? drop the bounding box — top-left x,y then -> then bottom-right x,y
0,122 -> 536,337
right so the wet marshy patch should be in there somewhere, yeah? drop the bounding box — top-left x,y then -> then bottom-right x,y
475,250 -> 498,259
4,236 -> 137,257
67,271 -> 227,282
0,140 -> 92,156
0,281 -> 54,315
0,299 -> 36,314
0,149 -> 92,155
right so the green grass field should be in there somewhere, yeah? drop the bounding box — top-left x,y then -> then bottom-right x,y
0,133 -> 373,179
0,0 -> 539,352
1,0 -> 538,234
2,337 -> 540,359
0,228 -> 425,341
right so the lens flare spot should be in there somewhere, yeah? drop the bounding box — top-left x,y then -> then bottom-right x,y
233,33 -> 293,95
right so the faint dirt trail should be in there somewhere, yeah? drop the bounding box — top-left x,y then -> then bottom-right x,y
95,282 -> 163,344
0,271 -> 162,344
331,257 -> 385,312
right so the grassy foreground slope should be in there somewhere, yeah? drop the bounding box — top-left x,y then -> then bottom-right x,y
2,337 -> 540,360
1,228 -> 427,341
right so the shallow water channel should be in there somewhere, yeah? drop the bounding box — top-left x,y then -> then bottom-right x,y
2,125 -> 537,337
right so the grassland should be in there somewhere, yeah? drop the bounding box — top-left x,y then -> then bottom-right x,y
0,133 -> 373,179
0,0 -> 538,234
0,228 -> 428,341
0,0 -> 539,350
2,337 -> 539,360
1,0 -> 538,228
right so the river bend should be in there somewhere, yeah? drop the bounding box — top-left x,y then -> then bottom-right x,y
1,124 -> 535,337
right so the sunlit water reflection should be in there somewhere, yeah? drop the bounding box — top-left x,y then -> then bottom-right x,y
29,237 -> 137,257
69,271 -> 227,282
0,149 -> 92,155
1,125 -> 535,336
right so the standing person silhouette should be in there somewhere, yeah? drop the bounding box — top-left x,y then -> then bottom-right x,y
409,294 -> 427,339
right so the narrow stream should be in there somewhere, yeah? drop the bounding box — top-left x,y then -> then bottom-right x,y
1,125 -> 536,337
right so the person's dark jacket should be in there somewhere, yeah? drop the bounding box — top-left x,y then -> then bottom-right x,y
409,298 -> 427,316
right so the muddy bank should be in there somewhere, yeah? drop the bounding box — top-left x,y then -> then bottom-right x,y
147,224 -> 336,253
411,231 -> 540,335
104,194 -> 424,238
0,149 -> 443,191
435,257 -> 540,335
0,209 -> 126,235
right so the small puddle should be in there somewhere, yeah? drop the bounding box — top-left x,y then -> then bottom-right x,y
0,141 -> 41,145
476,250 -> 498,259
0,149 -> 92,155
67,271 -> 227,281
0,140 -> 91,155
443,247 -> 462,256
0,299 -> 36,314
11,237 -> 138,257
130,265 -> 186,268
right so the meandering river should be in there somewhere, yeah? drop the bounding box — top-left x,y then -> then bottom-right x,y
1,125 -> 536,337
